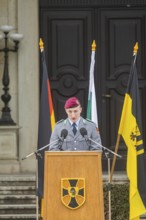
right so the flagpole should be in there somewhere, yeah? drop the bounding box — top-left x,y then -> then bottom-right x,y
87,40 -> 99,127
110,134 -> 121,182
104,151 -> 112,220
38,38 -> 45,220
133,42 -> 138,62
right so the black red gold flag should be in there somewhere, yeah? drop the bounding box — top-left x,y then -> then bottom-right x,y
37,39 -> 55,215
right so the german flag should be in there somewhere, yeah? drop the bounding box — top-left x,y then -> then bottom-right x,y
118,43 -> 146,220
37,39 -> 55,216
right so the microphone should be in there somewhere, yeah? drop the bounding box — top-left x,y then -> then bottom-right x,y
60,129 -> 68,141
80,127 -> 88,137
80,127 -> 89,141
59,129 -> 68,151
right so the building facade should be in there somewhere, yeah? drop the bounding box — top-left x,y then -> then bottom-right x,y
0,0 -> 146,174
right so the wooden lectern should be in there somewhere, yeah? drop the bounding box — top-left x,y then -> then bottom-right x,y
44,151 -> 104,220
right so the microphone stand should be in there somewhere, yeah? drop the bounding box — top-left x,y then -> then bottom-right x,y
87,137 -> 122,158
21,139 -> 59,220
88,137 -> 122,220
21,139 -> 59,160
104,150 -> 112,220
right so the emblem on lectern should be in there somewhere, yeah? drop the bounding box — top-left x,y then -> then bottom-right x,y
61,178 -> 85,209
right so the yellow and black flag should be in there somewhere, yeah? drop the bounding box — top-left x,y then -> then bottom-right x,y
118,43 -> 146,220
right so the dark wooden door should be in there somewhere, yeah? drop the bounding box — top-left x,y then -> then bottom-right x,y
39,1 -> 146,171
40,9 -> 93,119
99,9 -> 146,169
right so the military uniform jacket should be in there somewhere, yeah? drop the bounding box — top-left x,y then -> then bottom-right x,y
49,117 -> 102,151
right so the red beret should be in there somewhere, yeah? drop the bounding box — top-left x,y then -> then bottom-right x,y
64,97 -> 80,109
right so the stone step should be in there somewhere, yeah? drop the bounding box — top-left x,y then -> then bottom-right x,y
0,204 -> 36,215
0,185 -> 36,195
0,194 -> 36,204
141,214 -> 146,219
0,175 -> 36,182
0,175 -> 37,217
0,181 -> 35,186
0,185 -> 35,190
0,214 -> 38,220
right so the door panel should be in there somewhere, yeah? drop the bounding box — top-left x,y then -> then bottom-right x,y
40,9 -> 93,120
100,9 -> 146,169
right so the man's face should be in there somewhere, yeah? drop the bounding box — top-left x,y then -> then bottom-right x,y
65,105 -> 82,122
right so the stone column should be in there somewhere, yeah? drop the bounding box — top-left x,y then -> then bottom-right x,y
17,0 -> 39,172
0,0 -> 39,173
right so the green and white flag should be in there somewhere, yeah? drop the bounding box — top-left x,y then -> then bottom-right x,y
87,40 -> 98,127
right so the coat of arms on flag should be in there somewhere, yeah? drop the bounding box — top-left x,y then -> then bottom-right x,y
61,178 -> 85,209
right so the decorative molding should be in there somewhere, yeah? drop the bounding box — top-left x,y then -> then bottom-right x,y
40,0 -> 146,7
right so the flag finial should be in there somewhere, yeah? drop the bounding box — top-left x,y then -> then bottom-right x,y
92,40 -> 96,51
133,42 -> 138,56
39,38 -> 44,52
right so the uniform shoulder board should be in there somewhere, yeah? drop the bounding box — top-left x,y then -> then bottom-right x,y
85,118 -> 95,124
56,119 -> 64,124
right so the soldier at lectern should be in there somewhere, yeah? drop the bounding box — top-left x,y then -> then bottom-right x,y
49,97 -> 101,151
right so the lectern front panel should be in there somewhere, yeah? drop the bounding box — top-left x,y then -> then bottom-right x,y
44,151 -> 104,220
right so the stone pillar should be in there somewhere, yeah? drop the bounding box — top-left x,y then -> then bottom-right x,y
17,0 -> 39,173
0,0 -> 39,173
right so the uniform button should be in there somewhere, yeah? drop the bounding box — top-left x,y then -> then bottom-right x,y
74,148 -> 77,150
